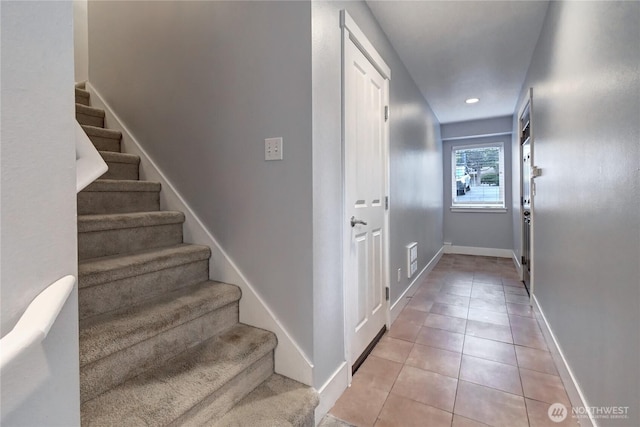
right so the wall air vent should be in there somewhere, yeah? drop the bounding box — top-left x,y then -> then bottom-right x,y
406,242 -> 418,278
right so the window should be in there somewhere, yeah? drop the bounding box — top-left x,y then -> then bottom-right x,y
451,143 -> 505,209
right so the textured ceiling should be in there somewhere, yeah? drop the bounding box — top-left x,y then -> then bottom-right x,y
366,1 -> 549,124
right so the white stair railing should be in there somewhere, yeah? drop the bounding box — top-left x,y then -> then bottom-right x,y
1,116 -> 95,376
0,275 -> 76,372
75,119 -> 107,192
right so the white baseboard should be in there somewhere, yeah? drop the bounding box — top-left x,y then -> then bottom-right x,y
314,362 -> 348,426
443,244 -> 512,258
311,246 -> 443,423
86,83 -> 314,386
512,250 -> 523,279
390,247 -> 444,323
532,295 -> 596,427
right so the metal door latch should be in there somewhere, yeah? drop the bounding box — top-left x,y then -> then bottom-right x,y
350,216 -> 367,227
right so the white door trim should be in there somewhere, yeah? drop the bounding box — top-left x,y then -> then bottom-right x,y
341,10 -> 391,383
518,88 -> 535,298
341,11 -> 391,80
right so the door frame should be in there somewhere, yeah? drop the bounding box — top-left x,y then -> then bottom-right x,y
340,10 -> 391,382
518,88 -> 535,297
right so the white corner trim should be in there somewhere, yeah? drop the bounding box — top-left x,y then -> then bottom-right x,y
443,244 -> 512,258
341,10 -> 391,79
512,250 -> 523,279
390,247 -> 444,323
85,83 -> 314,386
532,295 -> 597,427
314,362 -> 348,426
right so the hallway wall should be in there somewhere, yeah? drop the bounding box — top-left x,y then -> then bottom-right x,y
514,2 -> 639,424
73,0 -> 89,82
1,1 -> 80,424
441,116 -> 513,251
88,1 -> 315,358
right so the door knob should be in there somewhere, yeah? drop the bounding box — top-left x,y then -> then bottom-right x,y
350,216 -> 367,227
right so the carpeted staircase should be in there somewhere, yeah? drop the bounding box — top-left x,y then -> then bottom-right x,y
75,84 -> 318,426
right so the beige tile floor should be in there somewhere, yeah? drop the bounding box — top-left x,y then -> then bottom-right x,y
328,254 -> 580,427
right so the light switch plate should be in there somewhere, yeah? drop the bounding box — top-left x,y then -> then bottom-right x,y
265,137 -> 283,161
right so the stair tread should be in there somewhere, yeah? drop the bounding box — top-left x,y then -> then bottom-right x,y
81,324 -> 276,426
80,280 -> 241,366
76,103 -> 105,118
81,124 -> 121,139
79,243 -> 210,287
82,179 -> 160,192
75,87 -> 90,99
99,150 -> 140,164
213,374 -> 319,427
78,211 -> 184,233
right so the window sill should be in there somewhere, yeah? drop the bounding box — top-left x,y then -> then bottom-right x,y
450,206 -> 508,213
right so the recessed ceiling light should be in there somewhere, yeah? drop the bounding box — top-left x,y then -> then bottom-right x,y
465,98 -> 480,104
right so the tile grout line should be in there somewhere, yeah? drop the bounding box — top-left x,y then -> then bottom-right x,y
506,276 -> 534,427
331,255 -> 573,427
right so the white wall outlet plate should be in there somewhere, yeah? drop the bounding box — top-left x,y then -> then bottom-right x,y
265,137 -> 283,161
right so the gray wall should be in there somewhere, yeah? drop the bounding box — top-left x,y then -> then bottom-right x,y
88,0 -> 442,389
311,1 -> 443,385
442,116 -> 513,250
1,1 -> 80,424
88,1 -> 315,357
514,1 -> 639,424
73,0 -> 89,82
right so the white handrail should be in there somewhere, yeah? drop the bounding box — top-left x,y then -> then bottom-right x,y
75,120 -> 107,193
0,275 -> 76,372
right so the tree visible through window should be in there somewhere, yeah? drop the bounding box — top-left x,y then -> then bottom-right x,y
452,143 -> 505,208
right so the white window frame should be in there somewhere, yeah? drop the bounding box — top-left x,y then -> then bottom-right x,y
451,142 -> 506,212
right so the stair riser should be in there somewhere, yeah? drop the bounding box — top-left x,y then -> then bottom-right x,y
213,374 -> 318,427
100,161 -> 139,180
79,260 -> 209,320
77,112 -> 104,127
174,353 -> 274,427
76,95 -> 90,106
81,302 -> 239,403
88,135 -> 121,152
78,245 -> 209,288
78,191 -> 160,215
78,223 -> 183,260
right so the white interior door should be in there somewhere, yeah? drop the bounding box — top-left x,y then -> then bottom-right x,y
344,34 -> 389,369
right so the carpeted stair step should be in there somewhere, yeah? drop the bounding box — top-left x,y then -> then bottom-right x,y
73,84 -> 320,427
82,125 -> 122,152
76,103 -> 105,127
75,87 -> 90,106
99,151 -> 140,180
78,179 -> 160,214
212,374 -> 319,427
81,324 -> 276,426
78,243 -> 211,320
78,211 -> 184,260
80,280 -> 241,402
